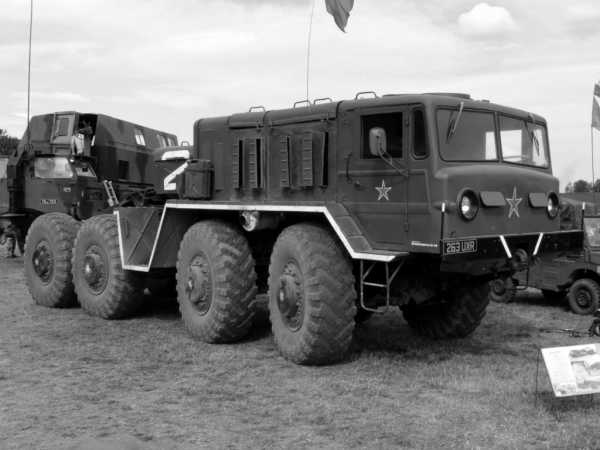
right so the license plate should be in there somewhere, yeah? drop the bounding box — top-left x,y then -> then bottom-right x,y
445,239 -> 477,255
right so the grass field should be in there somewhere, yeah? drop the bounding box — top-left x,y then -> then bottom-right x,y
1,255 -> 600,449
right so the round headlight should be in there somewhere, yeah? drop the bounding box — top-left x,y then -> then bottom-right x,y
547,193 -> 559,219
459,190 -> 479,221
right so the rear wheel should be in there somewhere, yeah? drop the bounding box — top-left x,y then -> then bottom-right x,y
402,281 -> 490,339
25,213 -> 79,308
72,214 -> 144,319
489,277 -> 517,304
176,221 -> 257,343
567,279 -> 600,315
268,223 -> 356,365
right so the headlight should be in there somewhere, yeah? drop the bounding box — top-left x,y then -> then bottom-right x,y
547,193 -> 559,219
459,189 -> 479,221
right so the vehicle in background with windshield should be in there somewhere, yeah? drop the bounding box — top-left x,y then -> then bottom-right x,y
0,112 -> 180,306
62,92 -> 583,365
495,210 -> 600,315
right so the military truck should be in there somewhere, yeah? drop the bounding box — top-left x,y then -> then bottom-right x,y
58,93 -> 582,365
0,111 -> 181,306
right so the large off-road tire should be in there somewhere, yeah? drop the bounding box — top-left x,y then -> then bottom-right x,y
268,223 -> 357,365
402,281 -> 490,339
176,221 -> 257,343
567,278 -> 600,315
24,213 -> 80,308
72,214 -> 144,319
489,277 -> 517,304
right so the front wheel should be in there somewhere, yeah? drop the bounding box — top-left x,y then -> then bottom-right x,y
268,223 -> 356,365
489,277 -> 516,304
402,280 -> 490,339
567,279 -> 600,315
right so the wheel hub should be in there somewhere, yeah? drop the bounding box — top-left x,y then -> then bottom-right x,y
32,241 -> 53,283
186,254 -> 211,314
82,245 -> 108,294
575,289 -> 592,308
278,262 -> 304,331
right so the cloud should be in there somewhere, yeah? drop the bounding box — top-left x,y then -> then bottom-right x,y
566,2 -> 600,37
458,3 -> 517,39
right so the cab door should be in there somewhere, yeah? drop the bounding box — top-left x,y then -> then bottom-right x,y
337,106 -> 410,250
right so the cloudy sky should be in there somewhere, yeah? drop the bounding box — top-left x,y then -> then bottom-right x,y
1,0 -> 599,187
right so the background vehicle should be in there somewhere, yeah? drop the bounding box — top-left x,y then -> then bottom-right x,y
57,93 -> 582,365
0,112 -> 183,306
506,212 -> 600,315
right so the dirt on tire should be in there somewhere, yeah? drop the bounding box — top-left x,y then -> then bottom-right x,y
267,223 -> 357,365
176,220 -> 257,343
402,280 -> 490,339
72,214 -> 144,319
24,212 -> 80,308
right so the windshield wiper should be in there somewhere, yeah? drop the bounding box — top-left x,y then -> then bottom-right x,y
527,113 -> 540,156
446,101 -> 465,142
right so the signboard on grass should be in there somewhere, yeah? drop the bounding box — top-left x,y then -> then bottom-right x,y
542,344 -> 600,397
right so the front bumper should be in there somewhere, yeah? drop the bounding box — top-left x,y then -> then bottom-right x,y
440,230 -> 583,275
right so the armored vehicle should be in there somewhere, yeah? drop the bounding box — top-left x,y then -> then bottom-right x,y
0,112 -> 180,306
64,93 -> 581,365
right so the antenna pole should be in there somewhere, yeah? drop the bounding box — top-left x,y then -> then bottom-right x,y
305,0 -> 316,103
26,0 -> 33,144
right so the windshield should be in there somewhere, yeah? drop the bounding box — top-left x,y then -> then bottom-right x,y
499,115 -> 549,168
34,157 -> 74,179
0,158 -> 7,179
437,109 -> 497,161
584,217 -> 600,247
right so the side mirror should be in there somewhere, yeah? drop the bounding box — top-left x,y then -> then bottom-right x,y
369,127 -> 387,156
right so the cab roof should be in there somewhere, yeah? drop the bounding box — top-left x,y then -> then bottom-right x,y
195,92 -> 547,131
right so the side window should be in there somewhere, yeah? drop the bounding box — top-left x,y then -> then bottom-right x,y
362,113 -> 403,159
412,109 -> 428,158
134,128 -> 146,146
156,134 -> 169,148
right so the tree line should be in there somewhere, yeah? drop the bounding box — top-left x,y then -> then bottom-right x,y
564,180 -> 600,193
0,129 -> 19,156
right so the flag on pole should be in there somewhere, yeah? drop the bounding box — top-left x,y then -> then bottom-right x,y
325,0 -> 354,32
594,82 -> 600,131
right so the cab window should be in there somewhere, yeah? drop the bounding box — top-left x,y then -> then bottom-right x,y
499,115 -> 549,168
134,128 -> 146,146
0,158 -> 7,179
34,157 -> 74,179
437,109 -> 497,161
584,217 -> 600,247
362,113 -> 403,159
